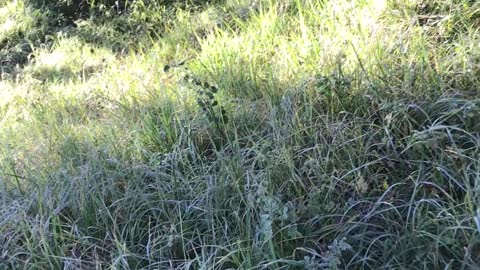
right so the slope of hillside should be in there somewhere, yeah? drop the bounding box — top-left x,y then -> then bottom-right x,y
0,0 -> 479,269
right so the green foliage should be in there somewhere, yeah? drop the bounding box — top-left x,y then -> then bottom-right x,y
185,73 -> 228,127
0,0 -> 479,269
164,61 -> 229,140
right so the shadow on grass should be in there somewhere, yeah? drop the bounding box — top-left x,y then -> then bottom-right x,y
27,63 -> 101,82
0,0 -> 223,78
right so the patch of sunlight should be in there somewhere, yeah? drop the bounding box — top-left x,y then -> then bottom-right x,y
371,0 -> 388,14
0,83 -> 32,129
197,7 -> 220,26
334,0 -> 388,31
362,0 -> 388,27
0,18 -> 15,33
313,0 -> 390,67
0,82 -> 15,106
231,35 -> 245,48
37,50 -> 67,67
24,37 -> 115,84
0,0 -> 23,24
0,6 -> 9,18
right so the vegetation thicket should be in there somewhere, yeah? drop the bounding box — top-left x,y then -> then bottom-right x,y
0,0 -> 479,269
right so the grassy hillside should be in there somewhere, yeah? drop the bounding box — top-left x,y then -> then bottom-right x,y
0,0 -> 479,269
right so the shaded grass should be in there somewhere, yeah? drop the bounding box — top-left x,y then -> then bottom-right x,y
1,0 -> 479,269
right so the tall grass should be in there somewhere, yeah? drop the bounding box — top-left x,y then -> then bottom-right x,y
0,0 -> 479,269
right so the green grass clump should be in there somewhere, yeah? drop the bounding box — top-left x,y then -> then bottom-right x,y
0,0 -> 479,269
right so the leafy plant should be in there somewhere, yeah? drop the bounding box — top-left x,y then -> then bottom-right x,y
164,62 -> 229,137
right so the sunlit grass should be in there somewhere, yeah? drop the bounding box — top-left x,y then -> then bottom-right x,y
0,0 -> 479,269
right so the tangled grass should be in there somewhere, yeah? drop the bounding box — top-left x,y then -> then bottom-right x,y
0,0 -> 479,269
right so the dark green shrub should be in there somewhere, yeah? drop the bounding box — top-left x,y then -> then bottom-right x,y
26,0 -> 223,24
